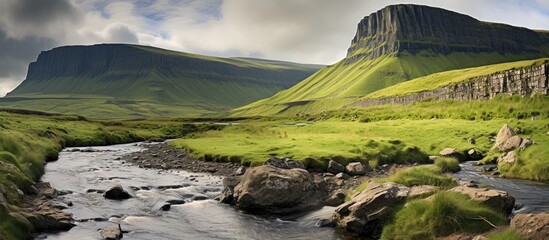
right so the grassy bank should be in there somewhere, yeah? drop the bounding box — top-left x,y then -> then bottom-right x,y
172,96 -> 549,181
0,111 -> 206,240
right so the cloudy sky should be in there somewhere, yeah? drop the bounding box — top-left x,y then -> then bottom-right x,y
1,0 -> 549,96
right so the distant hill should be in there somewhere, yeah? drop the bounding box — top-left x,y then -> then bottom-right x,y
2,44 -> 322,119
234,4 -> 549,116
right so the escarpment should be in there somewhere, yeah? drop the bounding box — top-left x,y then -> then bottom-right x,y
345,4 -> 549,64
353,62 -> 549,108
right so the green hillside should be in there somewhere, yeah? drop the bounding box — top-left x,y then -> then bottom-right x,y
1,44 -> 322,119
232,5 -> 549,117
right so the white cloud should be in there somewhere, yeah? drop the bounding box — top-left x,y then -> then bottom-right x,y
1,0 -> 549,96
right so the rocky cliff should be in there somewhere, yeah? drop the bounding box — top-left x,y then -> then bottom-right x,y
346,4 -> 549,64
353,62 -> 549,108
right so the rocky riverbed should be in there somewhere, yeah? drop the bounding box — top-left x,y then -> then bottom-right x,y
124,142 -> 394,201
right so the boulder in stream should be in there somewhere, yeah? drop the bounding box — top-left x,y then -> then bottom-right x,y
104,185 -> 132,200
449,185 -> 515,214
231,165 -> 325,214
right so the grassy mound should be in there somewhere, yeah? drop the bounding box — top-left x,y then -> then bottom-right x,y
382,165 -> 457,188
434,157 -> 461,173
381,191 -> 507,239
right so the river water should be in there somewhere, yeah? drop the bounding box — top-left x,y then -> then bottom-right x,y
37,143 -> 549,239
37,143 -> 343,240
454,161 -> 549,214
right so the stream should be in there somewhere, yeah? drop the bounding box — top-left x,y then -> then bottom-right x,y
36,142 -> 549,239
454,161 -> 549,214
37,143 -> 342,240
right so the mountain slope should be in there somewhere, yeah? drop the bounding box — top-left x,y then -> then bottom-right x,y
233,4 -> 549,116
2,44 -> 322,118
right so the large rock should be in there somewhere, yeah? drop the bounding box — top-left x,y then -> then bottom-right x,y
511,213 -> 549,240
232,165 -> 324,213
498,151 -> 518,165
494,124 -> 516,151
333,182 -> 409,237
439,148 -> 464,161
215,176 -> 241,204
263,157 -> 306,169
99,224 -> 123,240
327,160 -> 345,174
449,185 -> 515,214
104,185 -> 132,200
500,135 -> 522,152
345,162 -> 368,175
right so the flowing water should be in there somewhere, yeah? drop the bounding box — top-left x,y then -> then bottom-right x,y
37,142 -> 549,239
454,161 -> 549,214
37,143 -> 342,240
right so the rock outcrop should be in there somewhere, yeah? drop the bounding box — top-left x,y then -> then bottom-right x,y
353,62 -> 549,108
346,4 -> 549,64
230,165 -> 326,214
332,182 -> 410,237
511,213 -> 549,240
448,185 -> 515,214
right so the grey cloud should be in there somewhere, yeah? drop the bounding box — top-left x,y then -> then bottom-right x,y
8,0 -> 81,25
0,31 -> 57,95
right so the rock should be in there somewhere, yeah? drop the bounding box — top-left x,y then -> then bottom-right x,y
24,209 -> 75,232
408,185 -> 438,198
511,213 -> 549,240
325,191 -> 346,206
428,156 -> 438,161
494,124 -> 516,151
500,135 -> 522,152
104,185 -> 132,200
327,160 -> 345,174
345,162 -> 367,175
333,182 -> 409,237
216,176 -> 241,204
232,165 -> 324,214
166,199 -> 185,205
467,149 -> 482,160
235,167 -> 246,175
439,148 -> 463,160
99,224 -> 123,240
335,172 -> 350,180
160,203 -> 171,211
498,151 -> 518,165
472,236 -> 487,240
316,218 -> 335,228
520,137 -> 533,150
263,157 -> 306,169
449,185 -> 515,214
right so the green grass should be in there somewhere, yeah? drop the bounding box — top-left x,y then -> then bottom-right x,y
486,228 -> 526,240
175,95 -> 549,182
381,165 -> 457,188
381,191 -> 508,239
434,157 -> 462,173
0,111 -> 210,239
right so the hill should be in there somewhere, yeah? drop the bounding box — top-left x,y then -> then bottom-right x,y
233,4 -> 549,116
1,44 -> 322,119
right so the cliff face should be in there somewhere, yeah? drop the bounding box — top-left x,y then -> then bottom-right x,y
346,4 -> 549,63
353,63 -> 549,107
